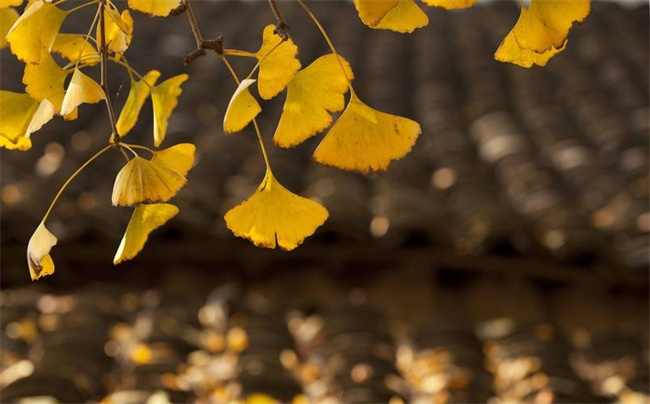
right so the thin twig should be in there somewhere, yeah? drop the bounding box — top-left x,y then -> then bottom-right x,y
182,0 -> 224,65
99,0 -> 120,143
267,0 -> 289,40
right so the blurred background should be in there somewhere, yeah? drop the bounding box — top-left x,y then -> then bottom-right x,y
1,1 -> 648,403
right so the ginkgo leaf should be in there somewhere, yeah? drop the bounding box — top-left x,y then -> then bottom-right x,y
223,79 -> 261,134
114,204 -> 179,264
353,0 -> 398,26
274,54 -> 353,148
151,74 -> 189,147
60,68 -> 105,117
25,99 -> 56,138
313,92 -> 421,173
512,0 -> 590,53
27,223 -> 57,281
127,0 -> 181,17
255,24 -> 301,100
52,33 -> 100,65
23,50 -> 71,114
116,70 -> 161,137
422,0 -> 477,9
112,156 -> 187,206
0,91 -> 38,144
98,8 -> 133,56
373,0 -> 428,33
225,169 -> 328,251
0,7 -> 19,49
6,0 -> 67,63
0,134 -> 31,151
0,0 -> 23,8
151,143 -> 196,177
495,27 -> 566,68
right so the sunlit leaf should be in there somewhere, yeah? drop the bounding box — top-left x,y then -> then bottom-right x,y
494,27 -> 565,68
274,54 -> 353,148
0,134 -> 31,151
225,169 -> 328,251
60,68 -> 105,116
24,50 -> 72,115
0,0 -> 23,8
0,91 -> 38,146
114,204 -> 179,264
127,0 -> 181,17
151,74 -> 189,147
25,99 -> 56,138
0,7 -> 19,49
27,223 -> 57,281
112,156 -> 187,206
353,0 -> 398,27
223,79 -> 261,135
52,33 -> 99,65
422,0 -> 477,9
255,24 -> 301,100
373,0 -> 428,33
513,0 -> 590,53
313,92 -> 421,173
6,0 -> 67,63
151,143 -> 196,177
116,70 -> 161,137
98,8 -> 133,56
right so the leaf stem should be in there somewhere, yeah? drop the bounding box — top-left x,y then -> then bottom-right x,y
220,54 -> 271,171
123,143 -> 156,155
99,0 -> 120,144
67,0 -> 99,14
295,0 -> 355,96
223,49 -> 256,58
42,145 -> 112,223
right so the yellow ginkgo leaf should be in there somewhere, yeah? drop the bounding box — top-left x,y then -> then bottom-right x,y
98,8 -> 133,56
255,24 -> 301,100
112,156 -> 187,206
225,169 -> 328,251
127,0 -> 181,17
0,0 -> 22,8
27,223 -> 57,281
373,0 -> 428,33
513,0 -> 590,53
51,33 -> 100,65
422,0 -> 477,9
313,92 -> 421,173
0,7 -> 19,49
114,204 -> 179,264
0,134 -> 31,151
6,0 -> 67,63
353,0 -> 398,26
25,99 -> 56,138
24,50 -> 70,114
116,70 -> 161,137
151,74 -> 189,147
151,143 -> 196,177
223,79 -> 261,135
0,91 -> 38,144
494,27 -> 566,68
60,68 -> 105,117
274,54 -> 353,148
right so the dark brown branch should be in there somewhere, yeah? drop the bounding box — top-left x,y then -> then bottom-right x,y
99,0 -> 120,144
268,0 -> 289,40
181,0 -> 224,65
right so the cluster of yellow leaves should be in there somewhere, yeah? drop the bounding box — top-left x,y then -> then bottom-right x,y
4,0 -> 194,279
222,24 -> 420,250
353,0 -> 590,67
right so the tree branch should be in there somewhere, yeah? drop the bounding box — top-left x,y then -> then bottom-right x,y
268,0 -> 289,40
